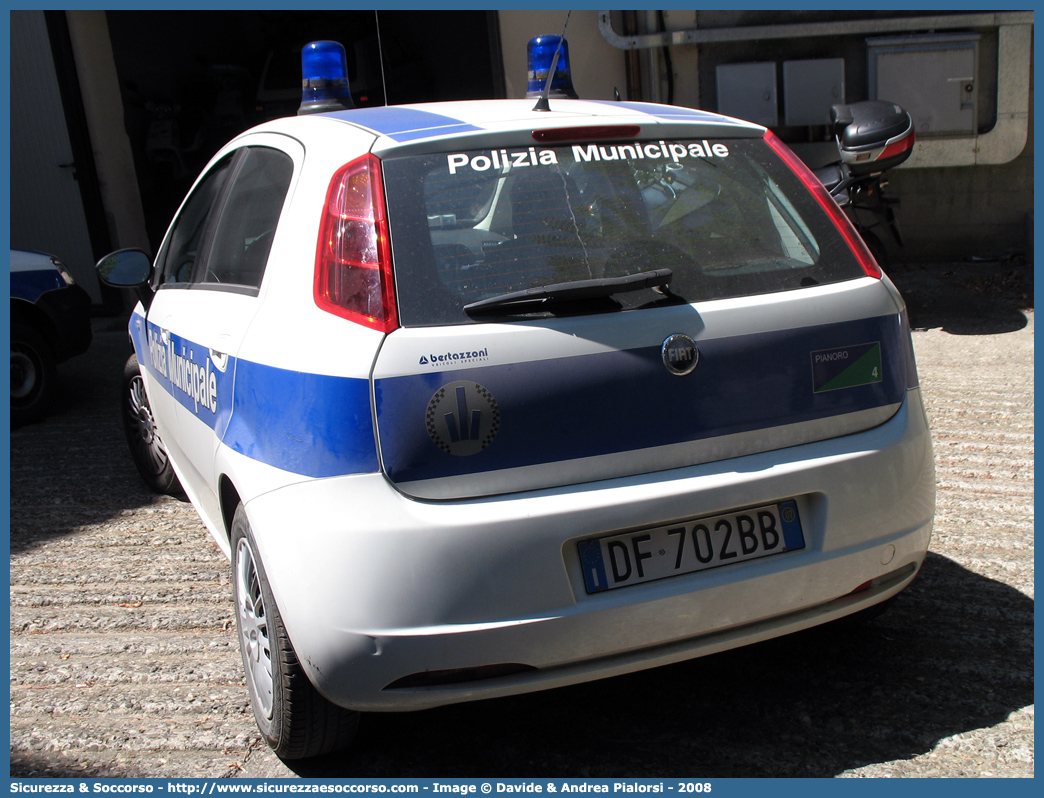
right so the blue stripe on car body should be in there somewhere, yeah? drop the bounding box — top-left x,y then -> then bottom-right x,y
127,312 -> 910,483
596,101 -> 755,125
130,315 -> 378,479
375,314 -> 909,485
134,318 -> 235,437
10,269 -> 66,303
327,106 -> 482,142
224,359 -> 378,478
898,307 -> 920,389
128,312 -> 150,370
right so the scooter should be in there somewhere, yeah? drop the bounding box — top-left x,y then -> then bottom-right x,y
814,100 -> 915,267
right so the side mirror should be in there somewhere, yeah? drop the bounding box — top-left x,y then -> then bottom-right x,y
96,248 -> 155,311
96,248 -> 152,287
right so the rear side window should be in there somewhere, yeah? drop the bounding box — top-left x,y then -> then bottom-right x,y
154,147 -> 294,293
383,138 -> 865,326
201,147 -> 294,289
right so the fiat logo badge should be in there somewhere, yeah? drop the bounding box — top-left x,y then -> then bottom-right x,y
662,333 -> 699,376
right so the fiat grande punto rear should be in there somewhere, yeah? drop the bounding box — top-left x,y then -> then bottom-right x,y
98,95 -> 934,759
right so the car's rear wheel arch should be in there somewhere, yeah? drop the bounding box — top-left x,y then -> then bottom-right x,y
230,502 -> 360,758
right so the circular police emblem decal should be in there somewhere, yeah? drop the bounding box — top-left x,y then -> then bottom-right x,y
426,381 -> 500,456
661,333 -> 699,376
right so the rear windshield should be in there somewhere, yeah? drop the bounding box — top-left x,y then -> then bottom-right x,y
382,137 -> 865,326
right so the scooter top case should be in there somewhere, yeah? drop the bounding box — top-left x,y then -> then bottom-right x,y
832,100 -> 915,176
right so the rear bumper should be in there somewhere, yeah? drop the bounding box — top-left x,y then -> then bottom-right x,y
245,389 -> 935,712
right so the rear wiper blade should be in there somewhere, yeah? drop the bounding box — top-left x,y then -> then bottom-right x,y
463,268 -> 673,317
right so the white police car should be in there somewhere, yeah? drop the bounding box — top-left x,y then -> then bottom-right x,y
10,248 -> 92,425
97,39 -> 935,759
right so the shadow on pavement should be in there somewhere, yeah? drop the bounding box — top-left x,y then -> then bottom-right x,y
889,257 -> 1033,335
290,552 -> 1032,778
9,319 -> 186,555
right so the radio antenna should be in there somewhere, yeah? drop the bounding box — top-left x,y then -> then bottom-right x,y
533,9 -> 572,112
375,10 -> 389,106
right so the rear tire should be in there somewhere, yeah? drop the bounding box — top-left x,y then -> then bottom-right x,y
11,323 -> 56,426
231,504 -> 360,760
122,354 -> 182,495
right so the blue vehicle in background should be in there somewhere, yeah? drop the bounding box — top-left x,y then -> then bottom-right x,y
10,248 -> 92,425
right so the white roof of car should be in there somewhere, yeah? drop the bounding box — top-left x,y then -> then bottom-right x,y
239,99 -> 766,155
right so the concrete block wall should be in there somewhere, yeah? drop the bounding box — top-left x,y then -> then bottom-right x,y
888,87 -> 1033,262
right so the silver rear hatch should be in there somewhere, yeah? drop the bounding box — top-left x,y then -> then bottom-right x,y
372,132 -> 912,500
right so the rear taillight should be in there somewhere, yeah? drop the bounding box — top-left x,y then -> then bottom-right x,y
763,130 -> 882,280
879,129 -> 916,162
314,153 -> 398,332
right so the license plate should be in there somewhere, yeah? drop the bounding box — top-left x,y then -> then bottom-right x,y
577,500 -> 804,594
